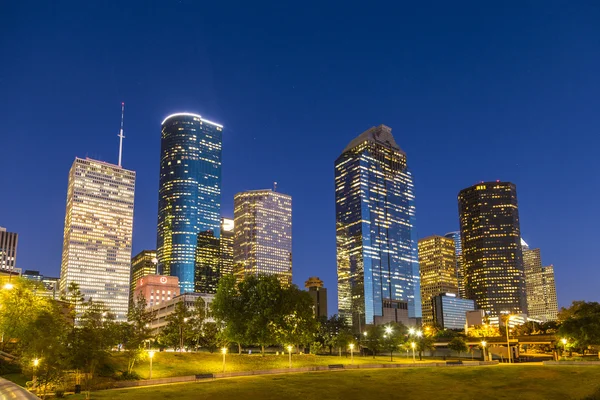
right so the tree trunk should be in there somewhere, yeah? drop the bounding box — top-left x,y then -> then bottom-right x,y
238,343 -> 242,355
261,345 -> 265,356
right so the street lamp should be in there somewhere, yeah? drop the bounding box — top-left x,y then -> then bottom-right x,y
287,345 -> 293,369
411,342 -> 416,363
481,341 -> 487,361
32,358 -> 40,393
148,351 -> 155,379
504,315 -> 513,364
385,326 -> 393,335
408,328 -> 415,336
221,347 -> 227,373
561,338 -> 568,358
2,282 -> 13,290
349,343 -> 354,364
415,330 -> 423,338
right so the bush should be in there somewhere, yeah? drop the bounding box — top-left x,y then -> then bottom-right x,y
0,359 -> 21,375
54,388 -> 66,398
115,370 -> 141,381
96,362 -> 116,377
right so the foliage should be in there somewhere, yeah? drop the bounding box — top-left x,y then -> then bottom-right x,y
118,293 -> 155,374
447,337 -> 468,356
317,315 -> 352,355
558,301 -> 600,354
466,324 -> 500,338
415,336 -> 436,360
198,322 -> 220,353
212,275 -> 246,353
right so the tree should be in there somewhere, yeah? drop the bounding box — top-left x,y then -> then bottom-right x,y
382,323 -> 407,361
317,315 -> 350,355
188,296 -> 208,350
212,275 -> 246,354
448,337 -> 468,357
272,285 -> 319,352
119,293 -> 155,375
558,301 -> 600,355
160,301 -> 191,351
198,322 -> 220,353
416,336 -> 436,360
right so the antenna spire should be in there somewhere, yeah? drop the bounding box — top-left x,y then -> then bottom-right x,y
274,182 -> 277,192
118,102 -> 125,167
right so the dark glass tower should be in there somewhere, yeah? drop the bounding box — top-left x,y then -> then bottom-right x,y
458,182 -> 528,316
335,124 -> 420,330
157,113 -> 223,293
444,231 -> 465,298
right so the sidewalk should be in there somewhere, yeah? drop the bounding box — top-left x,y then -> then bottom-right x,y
0,377 -> 39,399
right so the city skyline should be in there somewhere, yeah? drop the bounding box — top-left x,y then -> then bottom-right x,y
2,2 -> 599,314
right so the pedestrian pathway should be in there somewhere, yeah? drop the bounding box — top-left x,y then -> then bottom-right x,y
0,377 -> 39,400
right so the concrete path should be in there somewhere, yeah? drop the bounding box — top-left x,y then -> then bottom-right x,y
0,377 -> 39,400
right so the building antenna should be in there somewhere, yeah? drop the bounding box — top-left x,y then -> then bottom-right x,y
118,102 -> 125,167
274,181 -> 278,192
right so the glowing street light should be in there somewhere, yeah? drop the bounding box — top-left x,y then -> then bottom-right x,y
221,347 -> 227,373
148,351 -> 155,379
2,282 -> 13,290
408,328 -> 415,335
415,330 -> 423,338
349,343 -> 355,364
385,326 -> 393,335
561,338 -> 568,358
481,341 -> 487,361
32,358 -> 40,393
411,342 -> 416,363
287,345 -> 293,369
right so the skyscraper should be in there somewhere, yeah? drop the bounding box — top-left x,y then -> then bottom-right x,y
59,158 -> 136,322
418,235 -> 458,326
220,218 -> 234,276
0,227 -> 18,272
305,277 -> 328,318
335,124 -> 420,330
156,113 -> 223,293
444,231 -> 465,298
233,189 -> 292,285
458,182 -> 527,317
522,240 -> 558,321
130,250 -> 157,307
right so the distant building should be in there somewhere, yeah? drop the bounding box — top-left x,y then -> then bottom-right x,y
59,158 -> 136,322
305,277 -> 328,318
130,250 -> 157,308
335,124 -> 420,332
418,235 -> 459,326
0,227 -> 18,272
220,218 -> 234,276
522,240 -> 558,321
233,189 -> 292,286
444,231 -> 465,298
458,182 -> 527,317
148,292 -> 213,334
22,270 -> 59,299
432,293 -> 475,330
134,274 -> 179,308
156,113 -> 223,293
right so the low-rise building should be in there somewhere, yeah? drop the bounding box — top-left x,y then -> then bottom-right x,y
22,270 -> 59,299
148,292 -> 214,334
134,274 -> 179,308
432,293 -> 475,330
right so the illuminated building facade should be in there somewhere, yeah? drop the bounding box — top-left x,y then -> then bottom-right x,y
458,182 -> 527,316
134,274 -> 179,308
432,293 -> 475,330
59,158 -> 136,322
522,240 -> 558,321
335,124 -> 420,331
156,113 -> 223,293
220,218 -> 234,276
444,231 -> 465,298
0,227 -> 18,272
130,250 -> 157,308
233,189 -> 292,285
22,270 -> 59,299
305,276 -> 328,318
418,235 -> 459,325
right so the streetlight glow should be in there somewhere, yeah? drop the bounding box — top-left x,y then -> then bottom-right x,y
33,358 -> 39,367
349,343 -> 355,364
409,328 -> 415,335
416,330 -> 423,337
561,338 -> 567,345
363,331 -> 367,337
287,345 -> 293,369
3,283 -> 14,290
410,342 -> 416,362
385,326 -> 393,335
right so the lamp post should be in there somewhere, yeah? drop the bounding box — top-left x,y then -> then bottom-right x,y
148,351 -> 155,379
349,343 -> 354,364
221,347 -> 227,373
481,341 -> 487,361
561,338 -> 567,358
32,358 -> 39,393
287,345 -> 293,369
504,315 -> 513,364
411,342 -> 416,363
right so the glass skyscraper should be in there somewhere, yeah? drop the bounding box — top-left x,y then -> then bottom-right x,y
522,240 -> 558,321
59,158 -> 136,322
458,182 -> 528,316
157,113 -> 223,293
335,124 -> 420,330
444,231 -> 465,298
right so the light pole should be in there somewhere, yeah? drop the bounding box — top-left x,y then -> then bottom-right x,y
148,351 -> 155,379
222,347 -> 227,372
481,341 -> 487,361
561,338 -> 567,358
32,358 -> 39,393
287,345 -> 293,369
504,315 -> 513,364
349,343 -> 354,364
411,342 -> 416,363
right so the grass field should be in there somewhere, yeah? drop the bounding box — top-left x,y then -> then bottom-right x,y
70,365 -> 600,400
110,351 -> 443,379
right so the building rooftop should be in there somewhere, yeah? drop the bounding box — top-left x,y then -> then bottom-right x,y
343,124 -> 403,153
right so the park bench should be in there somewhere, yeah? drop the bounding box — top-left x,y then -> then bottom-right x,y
195,373 -> 214,380
328,364 -> 344,369
446,360 -> 463,365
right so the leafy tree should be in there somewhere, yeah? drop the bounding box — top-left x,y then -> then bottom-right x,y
160,301 -> 191,351
448,337 -> 468,357
558,301 -> 600,355
415,335 -> 436,360
317,315 -> 350,355
188,297 -> 207,351
363,325 -> 384,358
272,285 -> 319,352
212,274 -> 246,354
198,322 -> 220,353
382,323 -> 407,361
118,293 -> 155,374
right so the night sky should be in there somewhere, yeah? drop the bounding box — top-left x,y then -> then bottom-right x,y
2,2 -> 599,313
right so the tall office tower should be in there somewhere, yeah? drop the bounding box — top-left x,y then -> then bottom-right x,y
458,182 -> 527,317
418,235 -> 459,326
59,158 -> 136,322
156,113 -> 223,293
220,218 -> 234,276
233,189 -> 292,285
0,227 -> 18,272
522,240 -> 558,321
305,276 -> 328,318
335,124 -> 420,331
444,231 -> 465,298
130,250 -> 158,307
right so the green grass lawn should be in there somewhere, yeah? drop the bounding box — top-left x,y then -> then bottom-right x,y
70,365 -> 600,400
110,351 -> 443,379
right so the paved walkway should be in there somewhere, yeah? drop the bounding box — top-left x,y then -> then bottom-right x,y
0,377 -> 39,400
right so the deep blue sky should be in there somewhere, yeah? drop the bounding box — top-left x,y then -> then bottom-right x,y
1,1 -> 599,312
